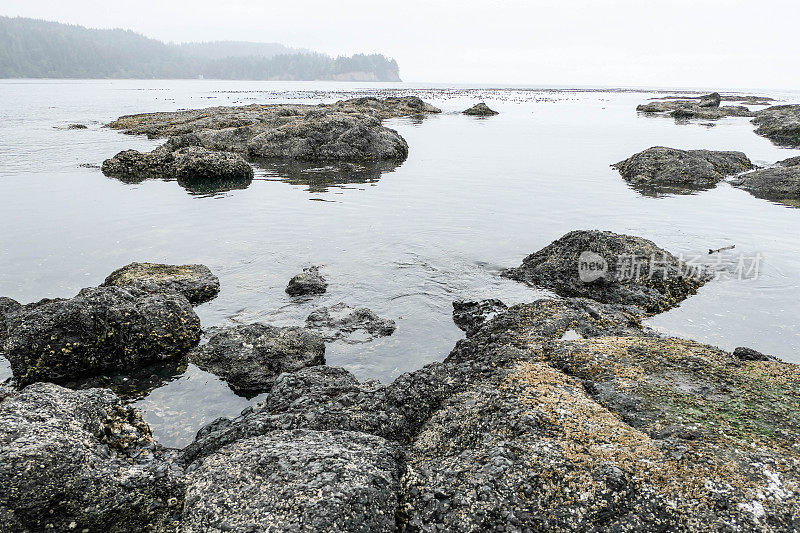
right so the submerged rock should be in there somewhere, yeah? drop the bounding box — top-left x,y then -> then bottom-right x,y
306,302 -> 396,342
189,323 -> 325,394
285,266 -> 327,296
67,123 -> 88,130
102,262 -> 220,305
452,299 -> 507,336
463,102 -> 499,116
729,161 -> 800,207
183,429 -> 401,532
3,286 -> 200,386
0,383 -> 184,532
752,105 -> 800,147
612,146 -> 753,191
503,230 -> 711,314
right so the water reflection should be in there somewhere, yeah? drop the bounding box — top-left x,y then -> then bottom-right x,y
256,159 -> 402,192
103,166 -> 253,196
624,181 -> 719,198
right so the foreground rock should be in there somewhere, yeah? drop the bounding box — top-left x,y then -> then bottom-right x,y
452,298 -> 507,336
285,266 -> 327,296
752,105 -> 800,147
503,230 -> 711,314
729,157 -> 800,207
183,429 -> 400,532
0,383 -> 183,532
612,146 -> 753,192
463,102 -> 499,116
3,286 -> 200,386
0,297 -> 21,343
102,262 -> 220,305
306,302 -> 396,342
189,323 -> 325,393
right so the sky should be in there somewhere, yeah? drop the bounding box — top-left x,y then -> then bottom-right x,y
2,0 -> 799,89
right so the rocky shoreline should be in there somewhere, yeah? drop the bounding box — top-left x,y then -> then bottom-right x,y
2,230 -> 799,531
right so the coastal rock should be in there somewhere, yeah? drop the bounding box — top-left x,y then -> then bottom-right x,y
697,92 -> 721,108
779,155 -> 800,167
733,346 -> 779,362
0,383 -> 184,532
102,262 -> 220,305
3,286 -> 200,386
752,105 -> 800,147
729,163 -> 800,207
452,298 -> 507,336
285,266 -> 328,296
189,323 -> 325,394
612,146 -> 753,191
183,429 -> 401,532
0,297 -> 21,343
463,102 -> 499,116
100,148 -> 175,182
502,230 -> 711,314
67,123 -> 88,129
306,302 -> 396,342
637,99 -> 754,120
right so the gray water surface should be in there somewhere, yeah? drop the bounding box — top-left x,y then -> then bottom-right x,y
1,80 -> 799,446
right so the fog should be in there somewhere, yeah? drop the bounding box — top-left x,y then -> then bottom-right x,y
3,0 -> 799,88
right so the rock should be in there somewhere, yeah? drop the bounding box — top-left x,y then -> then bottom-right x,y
0,297 -> 21,343
729,164 -> 800,207
182,429 -> 401,532
502,230 -> 712,315
3,286 -> 200,386
779,156 -> 800,167
463,102 -> 499,116
752,105 -> 800,147
452,299 -> 507,336
286,266 -> 327,296
102,262 -> 220,305
612,146 -> 753,191
733,346 -> 780,362
306,302 -> 396,342
637,99 -> 754,120
0,382 -> 184,532
102,145 -> 253,185
697,92 -> 721,108
67,123 -> 87,129
189,323 -> 325,394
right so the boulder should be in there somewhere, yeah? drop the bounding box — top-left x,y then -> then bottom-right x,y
182,430 -> 401,532
697,92 -> 721,108
452,299 -> 507,336
752,105 -> 800,147
463,102 -> 499,116
3,286 -> 200,386
729,164 -> 800,207
285,266 -> 327,296
0,383 -> 184,532
503,230 -> 712,314
0,297 -> 21,343
733,346 -> 779,362
102,262 -> 220,305
637,99 -> 754,120
189,323 -> 325,394
612,146 -> 753,190
305,302 -> 396,342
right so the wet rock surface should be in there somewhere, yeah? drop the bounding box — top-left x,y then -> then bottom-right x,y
637,97 -> 754,120
306,302 -> 396,342
452,298 -> 507,336
0,297 -> 21,344
183,429 -> 401,532
463,102 -> 499,116
752,105 -> 800,147
3,286 -> 200,386
503,230 -> 712,314
733,346 -> 780,362
102,262 -> 220,305
189,323 -> 325,394
729,158 -> 800,207
612,146 -> 753,192
0,383 -> 184,532
286,265 -> 328,296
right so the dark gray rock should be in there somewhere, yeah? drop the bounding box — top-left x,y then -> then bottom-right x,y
733,346 -> 779,362
0,297 -> 21,344
752,105 -> 800,147
183,429 -> 401,532
306,302 -> 396,342
503,230 -> 712,315
612,146 -> 753,190
67,123 -> 88,130
189,323 -> 325,394
452,299 -> 507,336
729,164 -> 800,207
102,262 -> 220,305
779,156 -> 800,167
3,286 -> 200,386
637,100 -> 754,120
0,383 -> 184,532
698,92 -> 721,108
286,266 -> 327,296
463,102 -> 499,116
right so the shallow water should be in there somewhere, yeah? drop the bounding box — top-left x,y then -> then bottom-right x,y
1,80 -> 799,447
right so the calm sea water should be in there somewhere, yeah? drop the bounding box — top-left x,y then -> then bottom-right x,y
1,80 -> 799,446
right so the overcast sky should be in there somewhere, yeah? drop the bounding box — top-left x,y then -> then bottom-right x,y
3,0 -> 799,89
